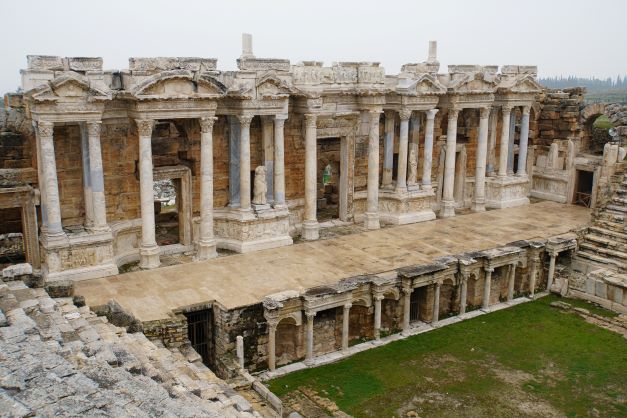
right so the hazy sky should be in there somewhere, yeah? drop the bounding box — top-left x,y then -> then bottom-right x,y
2,0 -> 626,94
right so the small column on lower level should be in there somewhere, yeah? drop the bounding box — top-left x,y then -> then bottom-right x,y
267,319 -> 278,371
273,115 -> 287,208
528,252 -> 540,298
402,286 -> 412,335
459,273 -> 469,315
305,311 -> 316,364
341,303 -> 352,351
238,115 -> 253,211
136,119 -> 160,269
197,116 -> 218,260
421,109 -> 438,191
373,294 -> 383,340
517,106 -> 531,176
498,106 -> 512,177
547,251 -> 558,291
472,107 -> 490,212
382,111 -> 395,188
303,114 -> 319,240
441,107 -> 460,218
365,110 -> 381,229
396,109 -> 411,193
507,263 -> 517,301
432,282 -> 441,324
36,121 -> 64,240
483,268 -> 493,308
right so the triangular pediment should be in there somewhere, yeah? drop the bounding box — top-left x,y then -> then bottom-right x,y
508,75 -> 543,93
28,72 -> 110,102
450,73 -> 498,94
255,72 -> 293,98
404,74 -> 446,96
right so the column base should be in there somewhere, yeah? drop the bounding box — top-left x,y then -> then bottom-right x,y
471,199 -> 486,212
302,220 -> 320,241
440,200 -> 456,218
196,239 -> 218,261
363,212 -> 380,230
139,244 -> 160,269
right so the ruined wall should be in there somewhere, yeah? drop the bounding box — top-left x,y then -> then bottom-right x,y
535,88 -> 585,147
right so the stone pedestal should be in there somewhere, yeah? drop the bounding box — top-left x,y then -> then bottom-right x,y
485,176 -> 530,209
353,188 -> 436,225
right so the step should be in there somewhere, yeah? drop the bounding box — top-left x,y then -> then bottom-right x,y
579,241 -> 627,260
585,232 -> 627,251
597,210 -> 625,223
605,204 -> 627,213
575,250 -> 627,270
612,196 -> 627,205
592,220 -> 626,233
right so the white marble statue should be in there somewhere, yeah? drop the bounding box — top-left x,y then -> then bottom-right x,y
253,166 -> 267,205
408,148 -> 418,184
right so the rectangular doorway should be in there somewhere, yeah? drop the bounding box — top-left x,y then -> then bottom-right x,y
574,170 -> 593,207
185,308 -> 214,368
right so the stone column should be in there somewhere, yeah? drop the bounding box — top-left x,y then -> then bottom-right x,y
547,251 -> 558,291
472,107 -> 490,212
261,116 -> 274,203
86,121 -> 108,232
483,268 -> 493,309
36,121 -> 64,238
432,282 -> 441,324
136,119 -> 160,269
528,254 -> 539,299
486,108 -> 498,176
267,320 -> 278,371
507,110 -> 516,176
303,114 -> 319,240
517,106 -> 531,176
441,107 -> 460,218
305,311 -> 316,364
408,115 -> 421,187
273,116 -> 287,208
402,286 -> 412,334
373,294 -> 383,340
459,274 -> 469,315
365,110 -> 381,229
197,116 -> 218,260
382,111 -> 395,188
342,303 -> 351,351
80,123 -> 94,229
396,109 -> 411,192
507,263 -> 517,301
498,106 -> 513,177
238,115 -> 253,211
422,109 -> 438,190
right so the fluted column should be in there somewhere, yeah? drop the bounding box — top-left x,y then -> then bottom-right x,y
441,107 -> 460,218
459,273 -> 469,315
36,121 -> 64,238
267,320 -> 278,371
547,251 -> 558,291
408,115 -> 421,186
197,116 -> 218,260
373,294 -> 383,340
507,263 -> 517,301
365,110 -> 381,229
305,311 -> 316,364
396,109 -> 411,192
341,303 -> 351,351
303,114 -> 319,240
86,121 -> 108,232
273,116 -> 287,208
382,111 -> 395,188
80,123 -> 94,229
507,109 -> 517,175
238,115 -> 253,211
517,106 -> 531,176
422,109 -> 438,191
432,282 -> 441,324
472,107 -> 490,212
486,108 -> 498,176
498,106 -> 513,177
402,286 -> 412,335
483,268 -> 493,308
136,119 -> 160,269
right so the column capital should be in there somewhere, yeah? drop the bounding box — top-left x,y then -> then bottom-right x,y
275,114 -> 288,121
135,119 -> 154,137
86,121 -> 102,136
304,113 -> 317,128
373,293 -> 385,301
501,104 -> 513,114
485,267 -> 495,273
448,106 -> 460,120
402,285 -> 413,295
548,250 -> 559,258
343,303 -> 352,310
434,281 -> 442,288
36,120 -> 54,138
480,106 -> 491,119
426,108 -> 439,120
199,116 -> 218,133
267,319 -> 279,330
522,105 -> 531,115
384,109 -> 396,119
305,310 -> 317,320
237,114 -> 254,127
399,108 -> 412,121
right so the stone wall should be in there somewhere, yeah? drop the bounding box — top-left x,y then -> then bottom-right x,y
535,88 -> 585,147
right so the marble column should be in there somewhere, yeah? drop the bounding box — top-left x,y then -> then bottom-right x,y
396,109 -> 411,192
517,106 -> 531,176
267,320 -> 278,371
472,107 -> 490,212
441,107 -> 460,218
365,110 -> 381,229
382,111 -> 395,188
36,121 -> 64,238
136,119 -> 160,269
483,268 -> 493,309
507,109 -> 517,176
402,286 -> 412,334
507,263 -> 517,301
408,115 -> 421,187
197,116 -> 218,260
373,294 -> 383,340
238,115 -> 253,211
228,117 -> 241,206
261,116 -> 274,203
303,114 -> 319,240
305,311 -> 316,364
528,255 -> 539,298
459,274 -> 468,315
486,108 -> 498,176
422,109 -> 438,191
86,121 -> 108,232
273,115 -> 287,208
80,123 -> 94,229
498,106 -> 513,177
432,282 -> 441,324
342,303 -> 351,351
547,251 -> 558,291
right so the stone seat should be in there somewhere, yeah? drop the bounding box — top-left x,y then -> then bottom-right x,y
579,241 -> 627,261
575,250 -> 627,272
584,232 -> 627,251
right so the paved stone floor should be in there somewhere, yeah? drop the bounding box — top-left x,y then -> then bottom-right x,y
76,201 -> 590,321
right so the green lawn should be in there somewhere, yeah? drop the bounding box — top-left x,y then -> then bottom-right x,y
593,115 -> 613,130
268,295 -> 627,417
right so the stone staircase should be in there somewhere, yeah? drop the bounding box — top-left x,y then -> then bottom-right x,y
0,278 -> 263,417
575,172 -> 627,273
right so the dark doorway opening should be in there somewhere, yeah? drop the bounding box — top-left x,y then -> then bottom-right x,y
574,170 -> 594,207
185,309 -> 214,368
409,289 -> 421,322
0,207 -> 25,269
154,179 -> 180,246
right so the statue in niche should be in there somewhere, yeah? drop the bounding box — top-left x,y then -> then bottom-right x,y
408,148 -> 418,184
253,166 -> 267,205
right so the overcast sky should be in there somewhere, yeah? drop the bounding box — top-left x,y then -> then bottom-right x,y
2,0 -> 626,94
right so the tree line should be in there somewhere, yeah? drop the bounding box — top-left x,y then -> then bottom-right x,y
539,75 -> 627,92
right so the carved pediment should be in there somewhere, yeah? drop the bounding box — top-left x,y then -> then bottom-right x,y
401,74 -> 446,96
27,72 -> 110,102
255,72 -> 294,99
132,70 -> 227,99
449,72 -> 498,94
500,74 -> 543,94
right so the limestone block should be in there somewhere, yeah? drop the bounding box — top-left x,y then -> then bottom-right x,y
595,280 -> 607,299
2,263 -> 32,279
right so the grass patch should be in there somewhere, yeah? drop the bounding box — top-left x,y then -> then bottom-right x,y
593,115 -> 613,130
268,295 -> 626,417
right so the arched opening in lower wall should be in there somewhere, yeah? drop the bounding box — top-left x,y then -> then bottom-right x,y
275,317 -> 304,367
